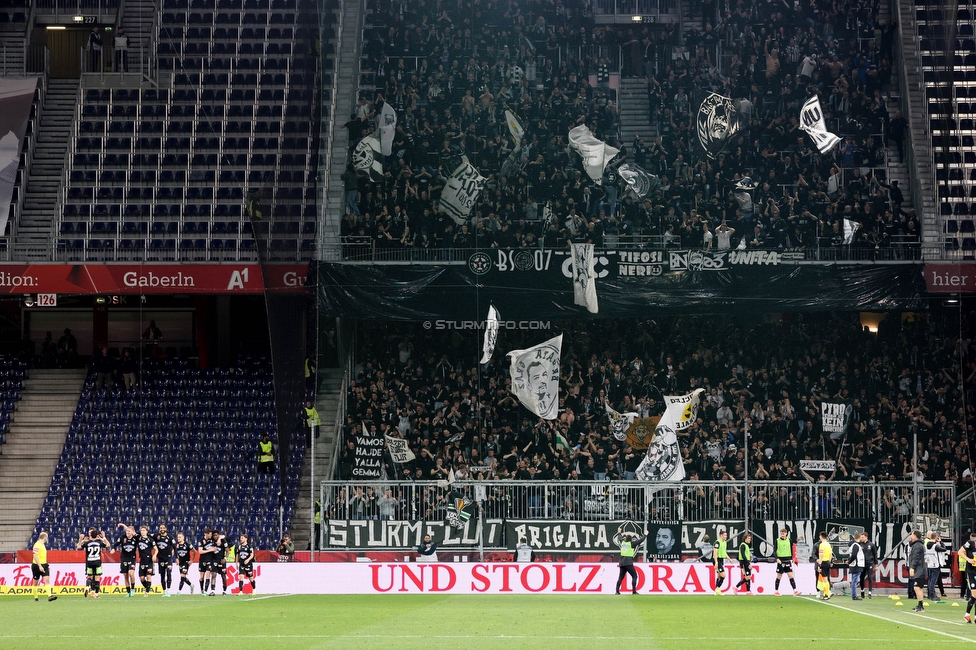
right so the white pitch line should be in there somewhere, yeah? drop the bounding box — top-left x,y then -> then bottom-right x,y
241,594 -> 294,602
0,635 -> 965,642
813,597 -> 976,644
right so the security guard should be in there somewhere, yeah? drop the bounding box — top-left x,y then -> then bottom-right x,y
613,526 -> 648,595
257,433 -> 275,480
313,500 -> 322,551
304,400 -> 321,446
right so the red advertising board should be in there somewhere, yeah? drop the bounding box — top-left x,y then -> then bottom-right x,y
923,263 -> 976,294
0,263 -> 308,295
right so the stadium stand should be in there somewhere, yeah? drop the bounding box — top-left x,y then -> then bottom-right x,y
337,312 -> 973,490
52,0 -> 326,262
335,0 -> 919,261
32,354 -> 302,550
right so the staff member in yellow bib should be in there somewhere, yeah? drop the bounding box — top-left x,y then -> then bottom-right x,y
614,526 -> 648,595
734,532 -> 754,594
714,530 -> 729,594
816,531 -> 833,600
31,532 -> 57,602
257,433 -> 275,482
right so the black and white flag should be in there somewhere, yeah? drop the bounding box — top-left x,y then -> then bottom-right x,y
820,401 -> 852,440
843,218 -> 860,245
568,125 -> 619,184
480,304 -> 500,365
696,93 -> 741,159
499,144 -> 526,178
635,389 -> 703,481
439,155 -> 487,224
799,96 -> 841,153
384,434 -> 416,463
352,135 -> 384,181
378,102 -> 397,156
617,163 -> 661,199
605,400 -> 638,442
504,109 -> 525,145
508,334 -> 562,420
733,176 -> 756,214
570,243 -> 599,314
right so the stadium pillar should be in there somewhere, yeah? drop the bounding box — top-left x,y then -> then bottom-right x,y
92,301 -> 108,348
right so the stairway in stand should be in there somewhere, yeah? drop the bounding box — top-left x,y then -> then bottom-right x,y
290,368 -> 344,551
13,79 -> 80,261
618,77 -> 657,148
0,369 -> 87,551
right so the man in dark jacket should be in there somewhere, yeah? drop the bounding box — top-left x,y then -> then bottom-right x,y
613,526 -> 648,595
907,530 -> 927,612
860,531 -> 878,598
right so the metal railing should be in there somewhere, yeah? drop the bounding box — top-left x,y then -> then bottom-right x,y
315,0 -> 348,260
319,480 -> 955,548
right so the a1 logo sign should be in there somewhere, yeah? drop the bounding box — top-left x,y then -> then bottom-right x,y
36,293 -> 57,307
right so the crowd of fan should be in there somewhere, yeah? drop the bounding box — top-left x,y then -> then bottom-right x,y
335,311 -> 974,496
338,0 -> 918,255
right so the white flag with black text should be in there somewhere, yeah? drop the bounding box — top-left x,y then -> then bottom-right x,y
634,389 -> 703,481
843,218 -> 860,245
570,242 -> 599,313
385,435 -> 416,463
438,155 -> 487,224
378,101 -> 397,156
480,304 -> 500,365
508,334 -> 562,420
799,96 -> 841,153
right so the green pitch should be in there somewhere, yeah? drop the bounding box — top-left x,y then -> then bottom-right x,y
1,593 -> 975,649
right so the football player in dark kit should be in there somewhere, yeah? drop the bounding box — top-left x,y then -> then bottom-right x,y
212,529 -> 229,595
136,525 -> 158,597
115,523 -> 138,597
154,524 -> 174,597
959,532 -> 976,623
77,527 -> 109,598
174,532 -> 195,595
198,528 -> 216,595
237,534 -> 256,595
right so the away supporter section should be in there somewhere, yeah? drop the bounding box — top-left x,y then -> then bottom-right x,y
0,561 -> 816,595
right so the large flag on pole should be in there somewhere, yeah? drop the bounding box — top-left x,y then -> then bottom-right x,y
570,242 -> 599,314
504,109 -> 525,145
480,304 -> 500,365
634,388 -> 704,481
352,135 -> 384,181
438,155 -> 487,224
605,400 -> 638,442
568,125 -> 619,184
508,334 -> 562,420
843,218 -> 860,245
695,93 -> 741,159
798,96 -> 841,153
378,101 -> 397,156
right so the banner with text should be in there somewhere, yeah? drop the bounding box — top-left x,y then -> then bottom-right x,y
0,562 -> 818,595
351,435 -> 384,478
319,257 -> 923,320
326,519 -> 502,548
